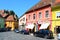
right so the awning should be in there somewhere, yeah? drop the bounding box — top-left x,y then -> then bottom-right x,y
39,22 -> 50,29
26,24 -> 34,29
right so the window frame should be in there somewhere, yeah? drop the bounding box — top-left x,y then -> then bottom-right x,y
45,10 -> 49,18
33,14 -> 36,19
39,12 -> 42,18
23,18 -> 25,21
29,15 -> 30,20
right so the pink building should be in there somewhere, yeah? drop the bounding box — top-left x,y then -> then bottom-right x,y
25,0 -> 52,32
19,0 -> 60,33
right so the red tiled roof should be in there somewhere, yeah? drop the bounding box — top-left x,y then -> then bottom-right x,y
51,0 -> 60,6
5,15 -> 14,21
0,10 -> 8,17
0,10 -> 18,22
1,13 -> 8,17
25,0 -> 60,13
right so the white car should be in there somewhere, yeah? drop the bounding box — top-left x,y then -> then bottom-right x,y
14,29 -> 20,33
57,33 -> 60,40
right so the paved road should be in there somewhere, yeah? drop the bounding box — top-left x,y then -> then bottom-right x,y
0,31 -> 55,40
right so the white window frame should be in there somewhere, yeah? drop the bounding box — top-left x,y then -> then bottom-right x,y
45,10 -> 49,18
56,12 -> 60,18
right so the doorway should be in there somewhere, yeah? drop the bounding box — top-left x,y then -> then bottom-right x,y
56,26 -> 60,33
55,26 -> 60,34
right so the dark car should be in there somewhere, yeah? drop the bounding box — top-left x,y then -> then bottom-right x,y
20,30 -> 29,35
14,29 -> 20,33
33,29 -> 54,39
0,28 -> 7,32
6,27 -> 11,31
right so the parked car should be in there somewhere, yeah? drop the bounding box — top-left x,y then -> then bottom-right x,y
14,29 -> 20,33
57,33 -> 60,40
33,29 -> 54,39
56,27 -> 60,40
20,30 -> 29,35
0,28 -> 7,32
6,27 -> 11,31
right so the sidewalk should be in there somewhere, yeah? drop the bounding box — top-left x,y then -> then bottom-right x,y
54,34 -> 58,40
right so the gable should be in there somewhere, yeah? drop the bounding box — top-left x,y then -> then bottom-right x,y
5,15 -> 15,21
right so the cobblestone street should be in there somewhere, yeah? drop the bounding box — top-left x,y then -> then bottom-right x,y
0,31 -> 56,40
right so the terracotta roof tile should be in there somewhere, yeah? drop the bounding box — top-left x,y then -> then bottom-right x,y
0,10 -> 8,17
26,0 -> 51,13
5,15 -> 14,21
26,0 -> 60,13
1,13 -> 8,17
0,10 -> 18,21
53,0 -> 60,6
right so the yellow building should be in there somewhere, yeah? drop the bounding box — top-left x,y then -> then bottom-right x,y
0,10 -> 18,31
6,21 -> 18,31
52,5 -> 60,35
5,15 -> 18,31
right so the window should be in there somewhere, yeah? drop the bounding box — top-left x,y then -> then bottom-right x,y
45,11 -> 49,18
20,19 -> 22,22
56,12 -> 60,18
29,15 -> 30,20
33,14 -> 36,19
23,18 -> 25,21
39,12 -> 42,18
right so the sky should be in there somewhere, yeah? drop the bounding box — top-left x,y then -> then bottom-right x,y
0,0 -> 40,18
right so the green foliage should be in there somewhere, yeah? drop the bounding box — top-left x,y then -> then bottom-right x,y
14,14 -> 18,21
4,10 -> 9,14
10,10 -> 15,15
4,10 -> 18,21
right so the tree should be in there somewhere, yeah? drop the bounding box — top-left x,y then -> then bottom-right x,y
4,10 -> 9,14
9,10 -> 15,15
4,10 -> 18,21
10,10 -> 18,21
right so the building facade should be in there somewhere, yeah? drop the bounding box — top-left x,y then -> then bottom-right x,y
0,10 -> 18,30
19,0 -> 60,34
5,15 -> 18,30
52,5 -> 60,35
25,0 -> 60,33
26,5 -> 52,32
19,14 -> 26,30
0,15 -> 5,28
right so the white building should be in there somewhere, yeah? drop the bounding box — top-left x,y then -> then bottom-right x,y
19,14 -> 26,30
